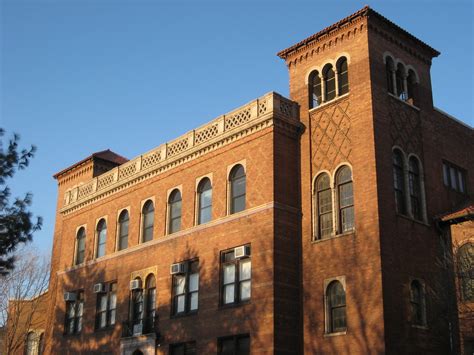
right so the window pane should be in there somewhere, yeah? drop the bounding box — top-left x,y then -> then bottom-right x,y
458,171 -> 465,193
232,195 -> 245,214
220,339 -> 234,355
99,294 -> 107,311
341,207 -> 354,232
223,264 -> 235,284
171,200 -> 182,216
109,309 -> 116,325
190,292 -> 198,311
450,167 -> 458,190
318,189 -> 332,214
339,183 -> 353,208
177,295 -> 185,313
199,206 -> 212,224
320,213 -> 333,238
239,260 -> 251,280
443,164 -> 449,186
174,275 -> 185,294
224,285 -> 235,304
233,177 -> 246,198
200,188 -> 212,208
240,280 -> 251,301
99,312 -> 107,328
237,336 -> 250,355
170,218 -> 181,234
189,273 -> 199,292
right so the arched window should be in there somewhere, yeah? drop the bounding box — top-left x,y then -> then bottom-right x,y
315,173 -> 333,239
326,281 -> 346,333
396,63 -> 406,100
141,200 -> 154,243
337,57 -> 349,96
229,165 -> 246,214
75,227 -> 86,265
168,189 -> 182,234
144,274 -> 156,333
336,166 -> 354,233
407,69 -> 417,106
131,278 -> 144,326
386,57 -> 395,94
25,331 -> 39,355
117,210 -> 129,250
96,219 -> 107,258
309,70 -> 322,109
393,149 -> 406,215
410,280 -> 426,326
408,157 -> 422,221
458,243 -> 474,301
323,64 -> 336,102
197,178 -> 212,225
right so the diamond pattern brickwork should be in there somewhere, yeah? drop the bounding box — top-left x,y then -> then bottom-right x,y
311,100 -> 352,172
388,99 -> 422,156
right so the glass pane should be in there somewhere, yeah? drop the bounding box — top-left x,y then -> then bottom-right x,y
232,177 -> 246,198
174,275 -> 186,294
171,200 -> 182,216
99,294 -> 107,311
339,183 -> 353,208
189,273 -> 199,292
443,164 -> 449,186
450,167 -> 458,190
332,306 -> 346,330
190,292 -> 198,311
318,189 -> 332,214
458,171 -> 465,193
177,295 -> 185,313
341,207 -> 354,232
220,339 -> 234,355
239,260 -> 251,280
232,195 -> 245,214
97,242 -> 106,258
320,213 -> 333,238
240,280 -> 251,301
119,234 -> 128,250
170,217 -> 181,233
199,206 -> 212,224
224,285 -> 235,304
200,189 -> 212,208
110,309 -> 116,325
237,336 -> 250,355
223,264 -> 235,284
316,174 -> 330,190
100,312 -> 106,328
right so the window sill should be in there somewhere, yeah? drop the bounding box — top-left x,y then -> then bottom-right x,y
308,93 -> 349,113
396,213 -> 430,227
411,324 -> 428,330
324,330 -> 347,337
387,93 -> 420,111
219,300 -> 251,310
312,230 -> 355,244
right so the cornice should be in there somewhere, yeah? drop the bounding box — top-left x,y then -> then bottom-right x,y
60,92 -> 302,215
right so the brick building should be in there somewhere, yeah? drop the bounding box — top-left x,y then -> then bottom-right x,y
11,6 -> 473,355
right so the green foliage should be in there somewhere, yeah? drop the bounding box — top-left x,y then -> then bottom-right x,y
0,129 -> 42,275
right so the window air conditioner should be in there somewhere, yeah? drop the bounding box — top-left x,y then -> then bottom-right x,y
132,323 -> 143,336
234,245 -> 250,259
63,292 -> 77,302
170,262 -> 187,275
93,283 -> 106,294
129,279 -> 142,290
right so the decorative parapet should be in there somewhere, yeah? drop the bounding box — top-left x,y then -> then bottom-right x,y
61,92 -> 300,214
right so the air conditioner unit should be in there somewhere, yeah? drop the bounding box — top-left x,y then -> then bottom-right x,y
234,245 -> 251,259
129,279 -> 142,290
63,292 -> 77,302
93,283 -> 106,294
132,323 -> 143,336
170,262 -> 187,275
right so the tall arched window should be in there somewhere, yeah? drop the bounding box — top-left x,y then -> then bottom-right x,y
315,173 -> 333,239
386,57 -> 395,94
75,227 -> 86,265
458,243 -> 474,301
229,165 -> 246,214
168,189 -> 182,234
323,64 -> 336,102
336,166 -> 354,233
309,70 -> 322,109
396,63 -> 406,99
326,281 -> 346,333
118,210 -> 129,251
197,178 -> 212,225
410,280 -> 426,326
142,200 -> 154,243
144,274 -> 156,333
131,278 -> 144,326
393,149 -> 406,215
96,219 -> 107,258
337,57 -> 349,96
25,331 -> 39,355
408,157 -> 422,221
407,69 -> 417,106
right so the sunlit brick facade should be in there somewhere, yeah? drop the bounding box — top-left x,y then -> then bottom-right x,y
16,6 -> 473,355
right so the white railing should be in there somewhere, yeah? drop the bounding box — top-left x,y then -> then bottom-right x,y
64,92 -> 298,206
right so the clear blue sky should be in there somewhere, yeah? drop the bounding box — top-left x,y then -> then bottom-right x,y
1,0 -> 473,256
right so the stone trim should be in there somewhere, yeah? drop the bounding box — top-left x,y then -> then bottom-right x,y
61,92 -> 301,215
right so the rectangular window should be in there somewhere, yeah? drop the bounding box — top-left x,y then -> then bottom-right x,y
95,282 -> 117,330
218,334 -> 250,355
170,341 -> 197,355
221,246 -> 251,306
172,260 -> 199,316
443,161 -> 467,193
64,291 -> 84,335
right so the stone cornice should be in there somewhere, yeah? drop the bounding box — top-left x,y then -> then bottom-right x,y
60,92 -> 302,215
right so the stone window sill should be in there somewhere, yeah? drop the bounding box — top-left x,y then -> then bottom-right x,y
388,92 -> 420,111
309,93 -> 349,113
324,330 -> 347,337
312,230 -> 355,244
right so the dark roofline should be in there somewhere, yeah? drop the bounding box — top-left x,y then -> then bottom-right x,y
277,6 -> 440,60
53,149 -> 128,179
437,203 -> 474,225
